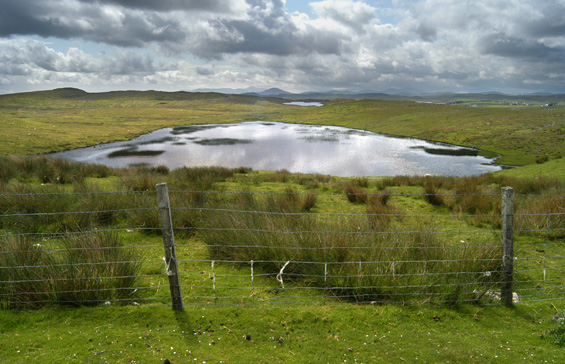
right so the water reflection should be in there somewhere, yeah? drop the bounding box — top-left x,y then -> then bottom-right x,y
49,121 -> 502,177
283,101 -> 324,107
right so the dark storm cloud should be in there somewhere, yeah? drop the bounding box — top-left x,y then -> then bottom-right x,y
518,1 -> 565,37
81,0 -> 234,12
190,0 -> 345,59
0,0 -> 54,37
193,19 -> 342,59
1,0 -> 565,94
196,66 -> 215,76
0,0 -> 340,58
481,32 -> 565,63
0,0 -> 187,47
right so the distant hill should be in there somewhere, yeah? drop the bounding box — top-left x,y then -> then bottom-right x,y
244,88 -> 292,97
1,87 -> 563,106
192,86 -> 263,94
0,88 -> 262,105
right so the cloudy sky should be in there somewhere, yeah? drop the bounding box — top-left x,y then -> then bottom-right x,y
1,0 -> 564,95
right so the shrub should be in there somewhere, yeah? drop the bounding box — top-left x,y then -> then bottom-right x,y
264,187 -> 315,213
301,192 -> 317,212
121,169 -> 161,191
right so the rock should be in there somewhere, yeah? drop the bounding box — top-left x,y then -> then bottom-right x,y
552,314 -> 564,322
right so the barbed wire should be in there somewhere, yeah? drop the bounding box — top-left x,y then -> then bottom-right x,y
0,207 -> 155,218
2,188 -> 561,199
1,188 -> 563,308
0,190 -> 156,197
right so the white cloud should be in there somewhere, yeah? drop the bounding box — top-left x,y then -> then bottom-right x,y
311,0 -> 378,32
0,0 -> 564,94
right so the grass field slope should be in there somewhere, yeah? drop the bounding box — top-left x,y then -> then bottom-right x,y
0,89 -> 564,363
0,88 -> 563,167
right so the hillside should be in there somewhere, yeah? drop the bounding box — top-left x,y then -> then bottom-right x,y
0,88 -> 563,167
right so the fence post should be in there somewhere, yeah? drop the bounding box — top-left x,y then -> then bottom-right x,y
501,187 -> 514,307
156,183 -> 184,311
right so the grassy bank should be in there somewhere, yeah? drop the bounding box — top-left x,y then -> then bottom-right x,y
1,88 -> 563,166
2,303 -> 565,363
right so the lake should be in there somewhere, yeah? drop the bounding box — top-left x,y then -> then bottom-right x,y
283,101 -> 324,107
48,121 -> 503,177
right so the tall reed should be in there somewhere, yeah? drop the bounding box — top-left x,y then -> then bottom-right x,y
199,192 -> 501,304
53,231 -> 142,306
0,236 -> 54,309
0,232 -> 142,309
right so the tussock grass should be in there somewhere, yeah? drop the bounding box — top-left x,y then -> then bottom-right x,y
0,236 -> 53,309
366,190 -> 394,231
200,203 -> 501,303
196,187 -> 501,304
344,182 -> 368,203
0,155 -> 111,184
0,156 -> 563,307
0,232 -> 142,309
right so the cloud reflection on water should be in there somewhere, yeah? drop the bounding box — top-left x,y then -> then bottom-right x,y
49,121 -> 502,177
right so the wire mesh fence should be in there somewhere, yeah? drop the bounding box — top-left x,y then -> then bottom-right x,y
0,186 -> 563,309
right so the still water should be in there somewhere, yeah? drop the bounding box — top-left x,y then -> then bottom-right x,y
49,121 -> 502,177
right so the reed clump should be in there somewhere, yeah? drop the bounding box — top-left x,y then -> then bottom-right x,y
0,232 -> 142,309
1,156 -> 563,306
366,190 -> 394,232
0,155 -> 111,185
200,192 -> 501,304
344,182 -> 368,203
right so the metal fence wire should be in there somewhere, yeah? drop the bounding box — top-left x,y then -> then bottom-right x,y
0,185 -> 563,309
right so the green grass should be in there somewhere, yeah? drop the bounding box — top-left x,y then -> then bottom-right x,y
2,303 -> 565,363
1,89 -> 565,361
1,89 -> 564,166
1,158 -> 563,309
0,232 -> 142,309
494,158 -> 565,181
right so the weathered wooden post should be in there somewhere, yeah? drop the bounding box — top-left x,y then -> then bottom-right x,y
156,183 -> 184,311
501,187 -> 515,307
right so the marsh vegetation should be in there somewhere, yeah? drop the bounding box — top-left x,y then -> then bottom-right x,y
0,89 -> 564,362
1,155 -> 563,307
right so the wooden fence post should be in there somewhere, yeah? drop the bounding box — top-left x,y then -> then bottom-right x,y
156,183 -> 184,311
501,187 -> 515,307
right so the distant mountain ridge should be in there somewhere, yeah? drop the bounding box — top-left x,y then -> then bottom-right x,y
244,87 -> 292,97
188,86 -> 564,102
2,87 -> 563,105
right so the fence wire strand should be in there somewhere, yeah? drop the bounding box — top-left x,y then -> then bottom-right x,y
1,188 -> 563,309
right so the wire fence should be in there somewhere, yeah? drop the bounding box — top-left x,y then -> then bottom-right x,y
0,185 -> 563,309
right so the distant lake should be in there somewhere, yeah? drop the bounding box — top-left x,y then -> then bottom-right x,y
49,121 -> 503,177
283,101 -> 324,107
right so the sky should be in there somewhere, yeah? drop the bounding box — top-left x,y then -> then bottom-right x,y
1,0 -> 564,95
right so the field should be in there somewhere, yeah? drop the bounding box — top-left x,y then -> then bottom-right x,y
0,89 -> 564,363
1,88 -> 564,166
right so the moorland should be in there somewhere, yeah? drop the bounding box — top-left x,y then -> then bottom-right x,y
0,88 -> 564,363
